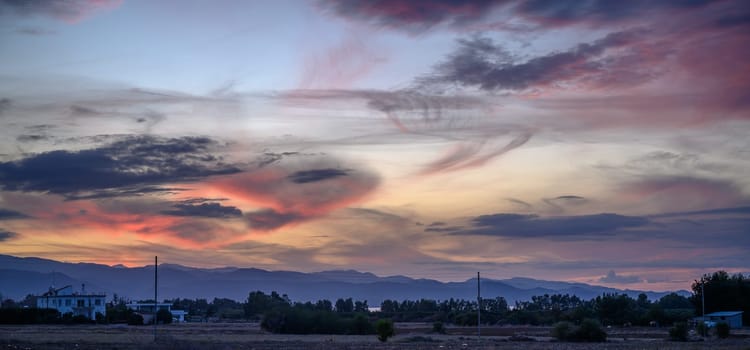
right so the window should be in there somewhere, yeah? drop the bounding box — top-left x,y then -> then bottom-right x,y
66,299 -> 71,306
95,299 -> 101,306
77,299 -> 85,307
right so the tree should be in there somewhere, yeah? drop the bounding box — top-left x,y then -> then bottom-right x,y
335,298 -> 354,313
156,308 -> 172,324
715,322 -> 730,338
375,319 -> 395,342
691,271 -> 750,325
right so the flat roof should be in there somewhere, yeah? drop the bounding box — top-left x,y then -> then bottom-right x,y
705,311 -> 743,317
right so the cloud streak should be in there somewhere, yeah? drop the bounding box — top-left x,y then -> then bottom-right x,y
463,212 -> 650,239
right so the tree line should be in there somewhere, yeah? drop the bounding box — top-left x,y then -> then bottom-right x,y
1,270 -> 747,332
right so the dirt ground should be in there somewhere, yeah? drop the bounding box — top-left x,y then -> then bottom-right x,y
1,323 -> 749,350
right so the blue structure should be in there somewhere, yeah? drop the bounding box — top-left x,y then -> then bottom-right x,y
704,311 -> 743,328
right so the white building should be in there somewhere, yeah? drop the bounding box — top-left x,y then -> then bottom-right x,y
36,285 -> 106,319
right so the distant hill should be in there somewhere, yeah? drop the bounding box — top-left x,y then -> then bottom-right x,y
0,254 -> 689,304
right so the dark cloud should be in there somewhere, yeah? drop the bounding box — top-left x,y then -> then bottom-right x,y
516,0 -> 713,25
652,206 -> 750,218
64,186 -> 187,201
318,0 -> 502,33
0,135 -> 241,199
0,208 -> 28,220
245,209 -> 306,231
319,0 -> 717,32
0,98 -> 10,115
0,0 -> 120,22
16,134 -> 50,143
599,270 -> 642,284
421,31 -> 645,92
288,168 -> 350,184
465,212 -> 649,238
161,202 -> 242,219
0,229 -> 17,241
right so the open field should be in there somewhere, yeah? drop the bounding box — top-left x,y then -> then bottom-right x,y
1,323 -> 749,350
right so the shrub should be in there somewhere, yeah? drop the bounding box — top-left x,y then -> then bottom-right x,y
127,313 -> 144,325
432,321 -> 446,334
574,319 -> 607,342
669,322 -> 688,341
350,313 -> 372,335
156,309 -> 173,324
551,319 -> 606,342
715,322 -> 730,338
695,321 -> 709,337
375,319 -> 395,342
551,321 -> 573,341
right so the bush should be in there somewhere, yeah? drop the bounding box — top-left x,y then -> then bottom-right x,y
375,319 -> 395,342
715,322 -> 730,338
127,313 -> 144,325
669,322 -> 688,341
432,321 -> 446,334
551,321 -> 573,341
551,319 -> 606,342
156,309 -> 173,324
350,313 -> 372,335
696,321 -> 709,337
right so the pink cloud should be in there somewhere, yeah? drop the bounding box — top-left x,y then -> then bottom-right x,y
211,159 -> 379,231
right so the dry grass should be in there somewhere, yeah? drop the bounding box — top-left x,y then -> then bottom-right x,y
1,323 -> 748,350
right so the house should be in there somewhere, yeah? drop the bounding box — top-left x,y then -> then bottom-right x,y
126,302 -> 186,323
36,285 -> 106,320
704,311 -> 743,328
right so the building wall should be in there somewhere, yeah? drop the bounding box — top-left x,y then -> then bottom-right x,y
36,295 -> 106,318
707,314 -> 743,328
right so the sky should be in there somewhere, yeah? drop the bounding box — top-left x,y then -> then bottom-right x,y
0,0 -> 749,292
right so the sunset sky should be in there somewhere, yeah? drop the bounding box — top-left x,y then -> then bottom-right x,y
1,0 -> 748,292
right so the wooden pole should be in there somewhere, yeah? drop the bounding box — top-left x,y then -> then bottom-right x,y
477,272 -> 481,339
154,256 -> 157,342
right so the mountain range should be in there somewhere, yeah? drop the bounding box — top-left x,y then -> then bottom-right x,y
0,254 -> 689,305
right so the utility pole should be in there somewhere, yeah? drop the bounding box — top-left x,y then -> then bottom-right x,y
477,272 -> 481,339
701,280 -> 705,320
154,256 -> 158,342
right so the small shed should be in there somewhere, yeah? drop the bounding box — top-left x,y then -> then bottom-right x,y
705,311 -> 743,328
